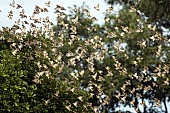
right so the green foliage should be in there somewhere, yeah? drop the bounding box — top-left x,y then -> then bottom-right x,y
0,29 -> 92,112
102,2 -> 170,112
138,0 -> 170,21
51,3 -> 170,112
105,0 -> 170,30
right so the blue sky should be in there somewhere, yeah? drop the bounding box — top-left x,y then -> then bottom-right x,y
0,0 -> 110,28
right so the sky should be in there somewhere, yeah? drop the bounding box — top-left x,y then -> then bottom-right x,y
0,0 -> 110,28
0,0 -> 170,113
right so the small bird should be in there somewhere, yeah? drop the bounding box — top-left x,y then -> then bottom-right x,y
22,21 -> 29,25
58,12 -> 66,18
16,4 -> 22,9
33,9 -> 40,14
106,6 -> 113,13
92,73 -> 97,80
43,99 -> 50,106
78,96 -> 83,101
45,1 -> 51,7
83,8 -> 89,13
56,5 -> 66,10
8,10 -> 13,19
71,16 -> 78,23
94,3 -> 99,11
29,14 -> 35,20
91,16 -> 98,21
35,5 -> 41,10
73,101 -> 78,107
43,8 -> 48,12
20,9 -> 27,18
43,16 -> 50,23
10,0 -> 15,8
15,19 -> 20,25
30,23 -> 36,28
32,18 -> 41,23
12,24 -> 20,31
65,104 -> 71,111
54,9 -> 60,13
104,17 -> 110,22
12,49 -> 17,55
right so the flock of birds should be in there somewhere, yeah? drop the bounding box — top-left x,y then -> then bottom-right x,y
0,0 -> 114,39
0,0 -> 169,113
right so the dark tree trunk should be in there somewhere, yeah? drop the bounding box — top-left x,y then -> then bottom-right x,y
163,97 -> 168,113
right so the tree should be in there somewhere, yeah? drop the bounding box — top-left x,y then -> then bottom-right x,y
102,0 -> 170,112
53,3 -> 108,111
105,0 -> 170,33
0,13 -> 92,113
52,2 -> 170,112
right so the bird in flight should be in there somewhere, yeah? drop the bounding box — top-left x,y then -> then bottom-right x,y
94,3 -> 99,11
10,0 -> 15,8
45,1 -> 51,7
